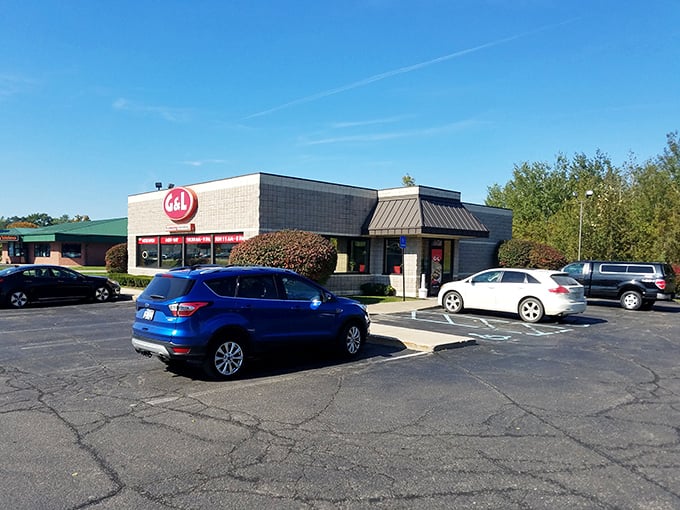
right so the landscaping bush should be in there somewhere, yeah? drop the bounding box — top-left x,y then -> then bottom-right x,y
498,239 -> 567,270
528,243 -> 568,270
360,283 -> 397,296
497,239 -> 533,267
107,273 -> 153,288
229,230 -> 337,283
105,243 -> 128,273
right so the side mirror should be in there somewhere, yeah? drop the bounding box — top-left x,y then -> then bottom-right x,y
310,299 -> 322,310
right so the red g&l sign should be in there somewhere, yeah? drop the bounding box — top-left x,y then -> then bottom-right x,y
163,187 -> 198,222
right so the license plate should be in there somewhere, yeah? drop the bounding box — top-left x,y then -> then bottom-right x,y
142,308 -> 155,321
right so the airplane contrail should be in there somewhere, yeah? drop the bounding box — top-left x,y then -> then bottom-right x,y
244,19 -> 578,120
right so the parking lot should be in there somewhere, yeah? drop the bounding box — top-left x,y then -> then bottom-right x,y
3,297 -> 680,509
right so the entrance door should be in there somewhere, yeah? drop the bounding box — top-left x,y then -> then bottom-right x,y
428,239 -> 452,296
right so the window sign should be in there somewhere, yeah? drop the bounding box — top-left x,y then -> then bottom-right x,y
215,233 -> 244,243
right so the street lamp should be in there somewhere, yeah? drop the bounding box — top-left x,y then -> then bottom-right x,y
575,189 -> 594,259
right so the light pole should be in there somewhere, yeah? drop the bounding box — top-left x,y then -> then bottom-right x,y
576,190 -> 594,259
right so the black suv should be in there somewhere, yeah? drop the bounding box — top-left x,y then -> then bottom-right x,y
131,265 -> 371,379
562,260 -> 677,310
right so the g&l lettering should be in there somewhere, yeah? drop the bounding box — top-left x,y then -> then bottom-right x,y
163,187 -> 198,222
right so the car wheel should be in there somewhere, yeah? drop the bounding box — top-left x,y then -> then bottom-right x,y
205,335 -> 247,379
519,297 -> 544,323
9,289 -> 29,308
338,322 -> 364,357
620,290 -> 642,310
94,286 -> 111,302
443,291 -> 464,313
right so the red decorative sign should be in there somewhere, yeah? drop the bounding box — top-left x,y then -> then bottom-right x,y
214,233 -> 245,243
138,237 -> 158,244
163,187 -> 198,222
161,236 -> 183,244
185,235 -> 212,244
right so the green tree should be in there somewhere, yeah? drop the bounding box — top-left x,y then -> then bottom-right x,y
402,174 -> 416,186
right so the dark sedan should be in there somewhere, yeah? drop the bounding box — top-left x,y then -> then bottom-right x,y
0,265 -> 121,308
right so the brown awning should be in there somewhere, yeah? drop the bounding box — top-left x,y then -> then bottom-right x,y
367,196 -> 489,237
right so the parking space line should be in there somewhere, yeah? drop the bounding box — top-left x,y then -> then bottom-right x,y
378,351 -> 430,362
20,336 -> 131,349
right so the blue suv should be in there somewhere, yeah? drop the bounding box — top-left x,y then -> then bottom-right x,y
131,265 -> 370,379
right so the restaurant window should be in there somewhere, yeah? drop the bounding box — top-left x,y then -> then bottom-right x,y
62,243 -> 82,259
8,242 -> 24,257
138,237 -> 160,268
160,236 -> 183,268
185,235 -> 212,266
349,238 -> 368,273
384,238 -> 402,274
214,234 -> 244,266
35,243 -> 51,257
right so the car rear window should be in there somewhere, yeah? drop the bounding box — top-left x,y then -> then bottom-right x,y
141,275 -> 195,300
552,275 -> 580,286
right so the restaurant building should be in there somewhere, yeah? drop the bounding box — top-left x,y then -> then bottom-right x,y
127,173 -> 512,297
1,218 -> 127,266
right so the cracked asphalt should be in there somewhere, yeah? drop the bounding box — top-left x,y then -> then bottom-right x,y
2,298 -> 680,509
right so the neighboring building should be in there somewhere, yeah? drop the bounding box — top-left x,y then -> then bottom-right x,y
127,173 -> 512,297
1,218 -> 127,266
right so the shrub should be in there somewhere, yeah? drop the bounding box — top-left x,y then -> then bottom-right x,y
105,243 -> 128,273
107,273 -> 152,288
360,282 -> 397,296
498,239 -> 533,267
229,230 -> 337,283
528,244 -> 568,270
498,239 -> 567,270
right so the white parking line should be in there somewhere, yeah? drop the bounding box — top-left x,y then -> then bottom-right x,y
146,396 -> 180,405
377,351 -> 430,362
20,336 -> 131,349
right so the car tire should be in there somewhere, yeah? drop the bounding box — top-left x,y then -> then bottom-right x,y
9,289 -> 29,308
204,334 -> 248,380
94,285 -> 111,303
620,290 -> 643,310
519,297 -> 544,323
442,291 -> 464,313
338,322 -> 364,357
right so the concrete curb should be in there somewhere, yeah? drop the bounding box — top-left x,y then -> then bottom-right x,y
369,323 -> 473,352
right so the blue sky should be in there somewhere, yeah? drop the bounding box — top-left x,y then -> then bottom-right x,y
1,0 -> 679,220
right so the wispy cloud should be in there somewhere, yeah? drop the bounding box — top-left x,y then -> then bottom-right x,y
330,115 -> 412,129
0,74 -> 36,99
112,98 -> 191,122
179,159 -> 228,167
300,119 -> 482,146
245,19 -> 577,120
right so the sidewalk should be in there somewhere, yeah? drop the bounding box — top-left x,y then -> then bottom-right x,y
120,289 -> 471,353
366,298 -> 472,352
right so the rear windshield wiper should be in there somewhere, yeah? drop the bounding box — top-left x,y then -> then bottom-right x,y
149,294 -> 166,299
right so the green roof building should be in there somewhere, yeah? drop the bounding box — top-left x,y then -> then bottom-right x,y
1,218 -> 127,266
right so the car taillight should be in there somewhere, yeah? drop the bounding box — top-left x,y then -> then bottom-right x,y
549,286 -> 570,294
168,302 -> 209,317
655,279 -> 666,291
